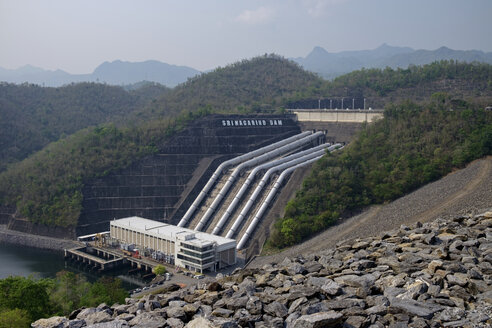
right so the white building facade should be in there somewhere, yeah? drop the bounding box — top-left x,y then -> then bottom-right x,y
109,216 -> 236,273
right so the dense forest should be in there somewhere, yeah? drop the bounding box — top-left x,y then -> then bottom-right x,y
0,82 -> 167,172
0,57 -> 491,231
267,101 -> 492,249
0,109 -> 210,227
134,54 -> 322,120
0,272 -> 127,327
285,60 -> 492,108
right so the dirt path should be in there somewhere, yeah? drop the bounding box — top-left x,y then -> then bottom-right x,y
248,156 -> 492,268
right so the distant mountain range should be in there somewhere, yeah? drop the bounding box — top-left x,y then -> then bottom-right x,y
2,45 -> 492,86
293,44 -> 492,79
0,60 -> 201,87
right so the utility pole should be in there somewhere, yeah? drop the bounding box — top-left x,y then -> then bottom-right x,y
341,98 -> 344,109
364,98 -> 366,110
352,98 -> 354,110
330,99 -> 332,110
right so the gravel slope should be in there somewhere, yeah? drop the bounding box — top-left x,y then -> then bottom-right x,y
248,156 -> 492,268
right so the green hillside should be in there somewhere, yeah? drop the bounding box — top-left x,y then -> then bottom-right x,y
136,54 -> 322,119
268,102 -> 492,249
286,60 -> 492,108
0,82 -> 167,172
0,56 -> 317,228
0,57 -> 491,231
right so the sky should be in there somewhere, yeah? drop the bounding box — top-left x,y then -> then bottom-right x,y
1,0 -> 491,74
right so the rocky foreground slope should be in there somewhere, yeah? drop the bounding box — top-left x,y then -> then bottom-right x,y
33,211 -> 492,328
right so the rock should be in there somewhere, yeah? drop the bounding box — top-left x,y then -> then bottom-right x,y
128,312 -> 167,328
29,213 -> 492,328
307,276 -> 328,288
224,295 -> 248,310
389,298 -> 442,319
84,311 -> 112,325
287,262 -> 307,275
166,317 -> 184,328
115,313 -> 134,322
76,308 -> 98,320
320,279 -> 342,296
325,298 -> 366,310
245,296 -> 263,315
293,311 -> 343,328
288,297 -> 307,314
113,304 -> 130,315
427,260 -> 443,273
344,315 -> 367,328
264,301 -> 288,318
446,273 -> 468,287
207,281 -> 222,292
85,321 -> 130,328
366,305 -> 388,316
66,319 -> 86,328
335,274 -> 376,293
183,303 -> 199,316
211,307 -> 234,318
166,306 -> 186,321
185,317 -> 215,328
301,301 -> 329,315
211,317 -> 240,328
31,316 -> 68,328
438,307 -> 465,322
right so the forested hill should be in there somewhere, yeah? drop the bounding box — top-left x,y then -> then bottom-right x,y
286,60 -> 492,109
0,57 -> 491,231
268,103 -> 492,249
135,54 -> 322,120
0,56 -> 320,229
0,82 -> 168,172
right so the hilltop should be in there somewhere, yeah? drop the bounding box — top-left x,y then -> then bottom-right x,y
0,82 -> 168,172
136,54 -> 321,119
0,60 -> 200,87
294,44 -> 492,79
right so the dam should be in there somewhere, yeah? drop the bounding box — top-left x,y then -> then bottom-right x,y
5,111 -> 383,260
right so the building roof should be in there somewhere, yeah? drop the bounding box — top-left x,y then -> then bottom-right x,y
110,216 -> 236,250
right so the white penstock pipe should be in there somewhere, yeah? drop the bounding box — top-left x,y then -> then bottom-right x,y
226,144 -> 339,239
212,143 -> 331,235
236,144 -> 342,249
194,131 -> 325,231
177,131 -> 312,227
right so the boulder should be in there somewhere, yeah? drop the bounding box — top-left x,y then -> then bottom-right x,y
293,311 -> 343,328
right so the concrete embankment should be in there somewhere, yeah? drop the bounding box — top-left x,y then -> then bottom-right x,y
0,224 -> 79,251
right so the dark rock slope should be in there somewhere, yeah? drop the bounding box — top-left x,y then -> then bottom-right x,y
33,211 -> 492,328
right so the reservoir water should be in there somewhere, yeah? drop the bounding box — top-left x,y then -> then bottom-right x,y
0,242 -> 147,289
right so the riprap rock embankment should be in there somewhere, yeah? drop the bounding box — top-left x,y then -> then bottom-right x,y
33,211 -> 492,328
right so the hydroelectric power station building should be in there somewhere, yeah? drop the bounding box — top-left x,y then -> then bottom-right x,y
110,217 -> 236,273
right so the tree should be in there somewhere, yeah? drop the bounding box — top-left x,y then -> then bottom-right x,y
0,276 -> 53,322
153,265 -> 166,276
0,308 -> 31,328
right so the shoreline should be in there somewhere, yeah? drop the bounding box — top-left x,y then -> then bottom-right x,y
0,224 -> 80,251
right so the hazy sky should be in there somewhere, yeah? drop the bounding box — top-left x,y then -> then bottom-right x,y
1,0 -> 491,73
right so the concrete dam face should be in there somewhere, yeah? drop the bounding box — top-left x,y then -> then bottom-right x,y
76,115 -> 301,236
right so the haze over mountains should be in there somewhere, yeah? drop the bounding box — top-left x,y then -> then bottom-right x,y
0,60 -> 200,87
2,44 -> 492,87
293,44 -> 492,79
